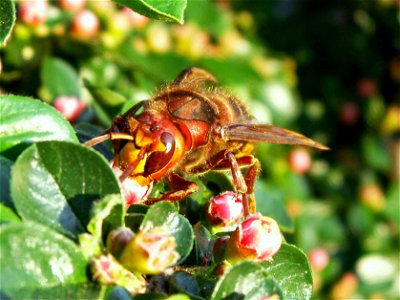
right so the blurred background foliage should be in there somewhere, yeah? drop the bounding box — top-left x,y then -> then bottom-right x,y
0,0 -> 399,299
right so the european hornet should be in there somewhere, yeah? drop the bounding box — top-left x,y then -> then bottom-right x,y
85,67 -> 329,214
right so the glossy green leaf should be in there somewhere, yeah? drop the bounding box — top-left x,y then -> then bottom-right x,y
113,0 -> 187,24
260,243 -> 313,300
0,203 -> 20,223
0,0 -> 15,47
10,141 -> 121,238
0,95 -> 78,159
0,222 -> 88,295
41,57 -> 81,100
211,261 -> 282,300
140,201 -> 194,263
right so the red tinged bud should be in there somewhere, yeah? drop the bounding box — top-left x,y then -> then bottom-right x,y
207,191 -> 244,226
71,10 -> 99,39
308,248 -> 329,271
288,148 -> 312,174
119,227 -> 180,274
357,78 -> 377,98
112,167 -> 153,206
340,101 -> 359,126
91,254 -> 146,294
59,0 -> 86,12
53,96 -> 86,122
225,213 -> 282,264
18,0 -> 48,26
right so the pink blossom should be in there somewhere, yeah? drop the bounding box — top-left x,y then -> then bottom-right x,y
53,96 -> 86,122
207,191 -> 244,226
225,213 -> 282,263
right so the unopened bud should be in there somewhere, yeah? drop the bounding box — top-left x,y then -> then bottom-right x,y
207,191 -> 244,226
91,254 -> 146,294
119,227 -> 180,274
53,96 -> 86,122
112,166 -> 153,206
225,213 -> 282,264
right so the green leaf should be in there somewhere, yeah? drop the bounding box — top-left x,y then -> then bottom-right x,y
10,141 -> 121,238
255,181 -> 294,233
185,0 -> 231,36
0,95 -> 78,159
0,0 -> 16,47
87,193 -> 124,241
260,243 -> 313,300
0,203 -> 20,223
0,222 -> 88,294
41,57 -> 81,100
84,79 -> 127,107
384,183 -> 400,227
140,201 -> 194,263
361,134 -> 390,173
211,261 -> 282,300
2,283 -> 101,300
113,0 -> 187,24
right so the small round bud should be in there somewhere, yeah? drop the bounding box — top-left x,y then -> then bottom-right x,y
53,96 -> 86,122
207,191 -> 244,226
357,78 -> 377,98
288,148 -> 312,174
225,213 -> 282,264
71,10 -> 99,39
112,166 -> 153,206
59,0 -> 86,12
18,0 -> 48,26
91,254 -> 146,294
308,248 -> 329,271
340,101 -> 359,126
119,227 -> 180,274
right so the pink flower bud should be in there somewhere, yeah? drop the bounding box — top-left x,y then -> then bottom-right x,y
119,227 -> 180,274
207,191 -> 244,226
225,213 -> 282,264
91,254 -> 146,294
308,248 -> 329,271
18,0 -> 48,26
71,9 -> 99,39
288,148 -> 312,174
53,96 -> 86,122
112,167 -> 153,206
59,0 -> 86,13
106,227 -> 135,258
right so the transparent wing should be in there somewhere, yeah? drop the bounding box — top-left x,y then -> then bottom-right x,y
222,124 -> 329,150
